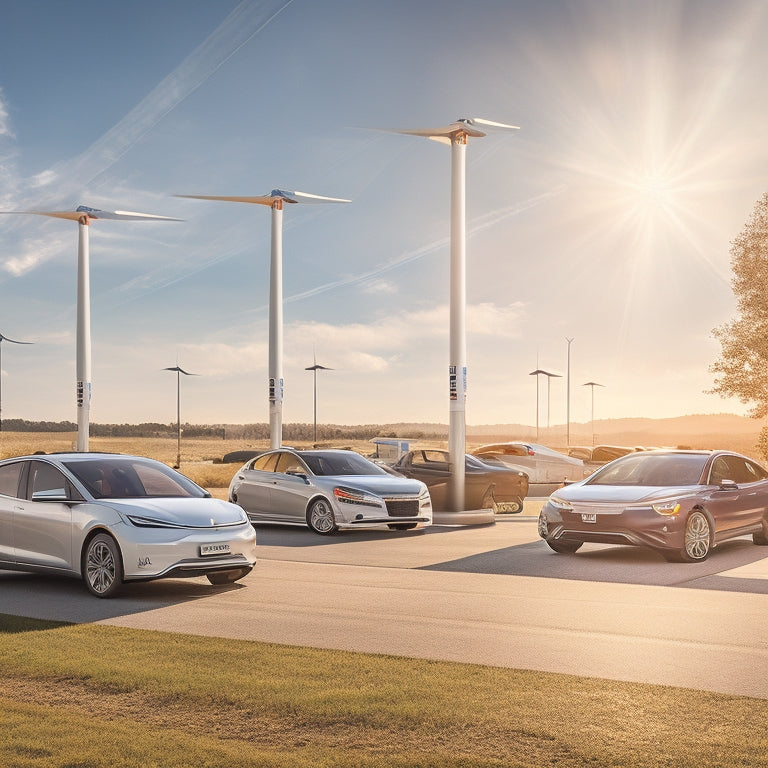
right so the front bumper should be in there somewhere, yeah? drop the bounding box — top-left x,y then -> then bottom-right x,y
538,500 -> 688,553
116,522 -> 258,581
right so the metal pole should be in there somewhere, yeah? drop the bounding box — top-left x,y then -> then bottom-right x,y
76,217 -> 92,452
269,202 -> 284,450
176,369 -> 181,467
313,366 -> 318,444
448,134 -> 467,513
566,338 -> 573,448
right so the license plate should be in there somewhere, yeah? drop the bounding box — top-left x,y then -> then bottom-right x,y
495,502 -> 518,513
200,543 -> 231,556
581,513 -> 597,523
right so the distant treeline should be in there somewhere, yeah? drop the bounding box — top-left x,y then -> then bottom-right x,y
1,420 -> 448,441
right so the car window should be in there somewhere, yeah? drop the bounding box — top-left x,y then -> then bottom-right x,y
275,452 -> 308,475
587,453 -> 708,486
251,453 -> 279,472
721,456 -> 765,485
745,459 -> 768,481
0,462 -> 22,498
28,461 -> 71,500
65,458 -> 206,499
709,457 -> 730,485
301,452 -> 386,476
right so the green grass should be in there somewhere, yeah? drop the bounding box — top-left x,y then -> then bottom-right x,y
0,614 -> 764,767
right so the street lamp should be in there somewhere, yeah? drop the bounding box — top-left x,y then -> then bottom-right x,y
583,381 -> 605,446
305,355 -> 333,446
566,337 -> 574,447
388,118 -> 518,512
529,368 -> 562,440
163,364 -> 199,468
0,332 -> 33,432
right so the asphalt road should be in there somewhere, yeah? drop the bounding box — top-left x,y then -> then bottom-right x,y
1,515 -> 767,699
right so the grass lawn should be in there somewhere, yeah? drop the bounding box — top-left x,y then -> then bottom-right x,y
0,614 -> 764,768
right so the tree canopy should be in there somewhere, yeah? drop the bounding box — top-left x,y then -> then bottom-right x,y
710,192 -> 768,454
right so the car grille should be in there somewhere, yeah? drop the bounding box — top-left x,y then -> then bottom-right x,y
384,499 -> 420,518
571,502 -> 627,516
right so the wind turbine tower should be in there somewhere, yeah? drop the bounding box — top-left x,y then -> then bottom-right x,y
177,190 -> 350,450
388,118 -> 518,512
0,205 -> 180,450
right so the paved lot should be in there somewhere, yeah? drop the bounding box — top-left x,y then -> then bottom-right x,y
1,515 -> 766,698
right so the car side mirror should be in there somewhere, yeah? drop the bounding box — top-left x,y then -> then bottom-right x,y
32,488 -> 70,503
718,479 -> 738,491
286,470 -> 310,484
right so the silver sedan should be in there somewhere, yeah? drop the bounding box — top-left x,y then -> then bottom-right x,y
229,449 -> 432,534
0,453 -> 257,597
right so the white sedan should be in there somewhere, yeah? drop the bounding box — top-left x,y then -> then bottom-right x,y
0,453 -> 257,597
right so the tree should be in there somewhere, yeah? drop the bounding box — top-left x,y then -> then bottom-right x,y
710,192 -> 768,455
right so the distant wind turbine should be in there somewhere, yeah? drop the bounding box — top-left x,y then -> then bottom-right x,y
176,190 -> 350,450
386,118 -> 519,512
0,205 -> 181,451
305,353 -> 333,446
0,332 -> 33,433
163,364 -> 199,468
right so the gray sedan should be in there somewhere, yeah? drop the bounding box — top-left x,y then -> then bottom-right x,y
0,453 -> 257,597
229,449 -> 432,534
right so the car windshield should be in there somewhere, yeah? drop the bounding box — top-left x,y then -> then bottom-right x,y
301,452 -> 387,477
586,453 -> 708,487
64,458 -> 207,499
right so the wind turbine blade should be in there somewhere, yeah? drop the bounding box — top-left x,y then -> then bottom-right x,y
163,366 -> 199,376
175,194 -> 277,207
0,206 -> 182,222
277,190 -> 351,205
0,333 -> 33,345
460,117 -> 521,132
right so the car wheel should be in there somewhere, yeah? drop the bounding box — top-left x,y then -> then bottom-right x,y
681,510 -> 712,562
83,533 -> 123,598
307,498 -> 338,535
544,539 -> 582,554
388,523 -> 418,530
207,567 -> 252,585
753,515 -> 768,546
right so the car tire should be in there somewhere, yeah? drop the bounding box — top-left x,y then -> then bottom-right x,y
83,533 -> 123,598
207,567 -> 252,585
544,539 -> 582,554
680,510 -> 712,562
753,515 -> 768,546
307,498 -> 338,535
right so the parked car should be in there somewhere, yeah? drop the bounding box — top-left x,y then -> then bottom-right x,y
229,448 -> 432,534
471,442 -> 584,493
0,453 -> 257,597
537,450 -> 768,562
391,449 -> 528,513
567,445 -> 640,473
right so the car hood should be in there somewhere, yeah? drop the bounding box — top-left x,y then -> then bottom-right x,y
104,497 -> 248,527
554,484 -> 699,504
321,474 -> 427,497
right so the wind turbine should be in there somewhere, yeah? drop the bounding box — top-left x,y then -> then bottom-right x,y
0,205 -> 181,451
529,368 -> 561,441
163,364 -> 199,468
176,190 -> 350,450
583,381 -> 605,446
387,118 -> 519,512
0,332 -> 33,432
305,353 -> 333,446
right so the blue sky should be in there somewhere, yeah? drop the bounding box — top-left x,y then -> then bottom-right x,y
0,0 -> 766,430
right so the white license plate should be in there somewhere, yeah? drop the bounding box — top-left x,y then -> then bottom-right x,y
581,513 -> 597,523
200,543 -> 231,556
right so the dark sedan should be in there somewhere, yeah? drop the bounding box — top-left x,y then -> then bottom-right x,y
538,450 -> 768,562
391,449 -> 528,513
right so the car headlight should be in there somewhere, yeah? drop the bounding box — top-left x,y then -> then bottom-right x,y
548,495 -> 573,512
651,500 -> 683,516
333,487 -> 383,508
126,514 -> 186,529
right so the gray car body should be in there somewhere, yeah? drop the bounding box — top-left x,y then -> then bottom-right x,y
229,449 -> 432,531
0,453 -> 257,592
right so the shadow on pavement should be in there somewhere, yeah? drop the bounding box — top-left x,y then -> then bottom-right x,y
0,569 -> 247,624
421,537 -> 768,594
